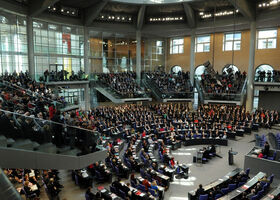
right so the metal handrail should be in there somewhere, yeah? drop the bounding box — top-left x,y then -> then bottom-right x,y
0,79 -> 63,106
0,108 -> 100,135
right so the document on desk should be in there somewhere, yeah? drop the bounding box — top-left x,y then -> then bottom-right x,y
31,184 -> 38,191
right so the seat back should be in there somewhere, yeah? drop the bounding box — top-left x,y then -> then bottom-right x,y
221,187 -> 229,195
148,188 -> 158,197
245,168 -> 250,176
215,193 -> 222,199
238,182 -> 245,187
75,174 -> 79,185
269,174 -> 274,184
131,180 -> 137,188
119,190 -> 126,199
85,193 -> 91,200
110,186 -> 117,194
257,189 -> 264,198
140,169 -> 146,178
199,194 -> 208,200
228,183 -> 237,191
263,183 -> 269,191
137,184 -> 146,192
272,151 -> 277,159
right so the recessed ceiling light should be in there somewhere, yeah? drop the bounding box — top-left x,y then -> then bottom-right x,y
61,9 -> 64,12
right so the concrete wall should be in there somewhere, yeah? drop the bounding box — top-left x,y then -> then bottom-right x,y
244,153 -> 280,178
259,91 -> 280,110
0,147 -> 107,170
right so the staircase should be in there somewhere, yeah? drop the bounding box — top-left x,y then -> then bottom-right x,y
95,86 -> 124,103
91,81 -> 152,103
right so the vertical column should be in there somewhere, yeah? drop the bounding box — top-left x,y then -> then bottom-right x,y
190,29 -> 196,85
84,26 -> 90,75
246,21 -> 256,112
136,30 -> 141,84
84,84 -> 91,110
83,26 -> 90,110
27,16 -> 35,79
147,39 -> 152,72
164,38 -> 168,72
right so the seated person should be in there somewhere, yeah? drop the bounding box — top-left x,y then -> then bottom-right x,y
150,180 -> 159,196
263,141 -> 270,157
112,177 -> 122,191
195,184 -> 205,197
85,187 -> 95,200
47,178 -> 61,197
142,178 -> 151,191
246,189 -> 256,199
209,186 -> 222,200
169,157 -> 175,169
259,175 -> 269,183
130,173 -> 138,187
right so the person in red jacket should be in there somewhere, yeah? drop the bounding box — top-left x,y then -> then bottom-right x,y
48,104 -> 56,120
142,178 -> 151,191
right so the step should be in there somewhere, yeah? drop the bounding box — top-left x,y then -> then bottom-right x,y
32,142 -> 40,151
37,142 -> 58,154
6,138 -> 15,147
11,139 -> 34,151
0,135 -> 7,147
56,146 -> 71,154
271,125 -> 280,131
61,148 -> 81,156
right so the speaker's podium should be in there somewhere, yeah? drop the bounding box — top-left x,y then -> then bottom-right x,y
228,149 -> 238,165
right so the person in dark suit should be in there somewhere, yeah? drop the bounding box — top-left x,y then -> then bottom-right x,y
263,141 -> 270,157
112,177 -> 122,191
209,186 -> 222,200
246,189 -> 256,199
85,187 -> 95,200
195,184 -> 205,197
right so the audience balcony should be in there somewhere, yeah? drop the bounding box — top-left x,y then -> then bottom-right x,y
195,76 -> 247,105
90,74 -> 152,103
143,73 -> 194,102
